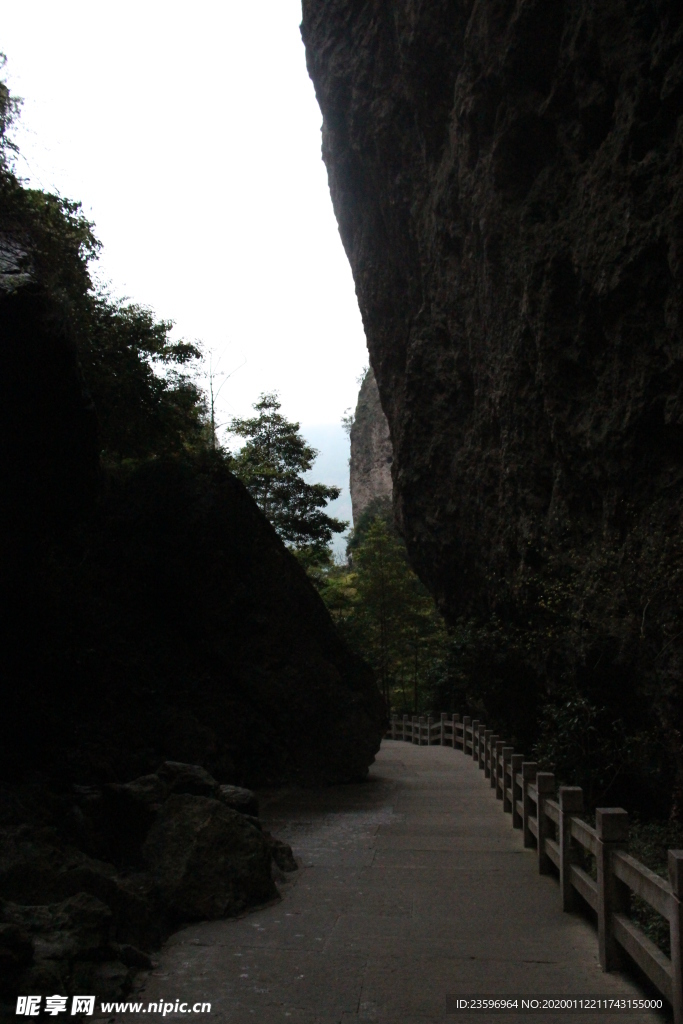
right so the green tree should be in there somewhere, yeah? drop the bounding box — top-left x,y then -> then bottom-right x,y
351,517 -> 447,709
228,393 -> 347,555
347,495 -> 393,555
74,294 -> 207,464
319,507 -> 449,711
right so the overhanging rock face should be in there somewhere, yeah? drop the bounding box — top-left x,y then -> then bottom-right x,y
302,1 -> 683,763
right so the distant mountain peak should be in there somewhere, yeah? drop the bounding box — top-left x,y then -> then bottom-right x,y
349,367 -> 393,524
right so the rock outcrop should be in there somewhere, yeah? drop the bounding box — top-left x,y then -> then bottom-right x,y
0,765 -> 295,1003
0,289 -> 384,790
142,795 -> 276,922
349,367 -> 393,524
302,1 -> 683,805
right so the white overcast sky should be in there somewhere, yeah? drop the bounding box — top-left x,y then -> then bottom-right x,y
1,0 -> 368,437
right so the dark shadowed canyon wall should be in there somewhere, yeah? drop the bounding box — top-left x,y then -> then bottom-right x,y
349,367 -> 393,523
0,269 -> 385,1007
302,0 -> 683,811
0,286 -> 384,791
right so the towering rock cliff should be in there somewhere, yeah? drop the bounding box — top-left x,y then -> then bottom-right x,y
349,367 -> 393,524
0,286 -> 385,790
302,0 -> 683,808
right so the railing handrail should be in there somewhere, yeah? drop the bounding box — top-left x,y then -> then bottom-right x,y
385,711 -> 683,1022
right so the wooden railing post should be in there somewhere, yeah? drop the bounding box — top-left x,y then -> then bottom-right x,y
596,808 -> 629,971
391,714 -> 397,739
402,714 -> 408,741
502,747 -> 514,812
495,741 -> 505,799
489,741 -> 499,786
427,716 -> 433,745
412,715 -> 418,744
484,730 -> 493,777
477,724 -> 486,769
669,851 -> 683,1024
440,712 -> 447,746
522,762 -> 537,848
511,755 -> 523,828
419,716 -> 425,745
462,716 -> 471,754
471,720 -> 480,760
450,716 -> 462,749
559,786 -> 583,911
536,772 -> 555,874
489,736 -> 499,788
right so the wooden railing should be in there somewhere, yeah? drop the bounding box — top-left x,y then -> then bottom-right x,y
387,712 -> 683,1022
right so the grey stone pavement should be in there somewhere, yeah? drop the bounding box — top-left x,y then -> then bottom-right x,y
121,742 -> 667,1024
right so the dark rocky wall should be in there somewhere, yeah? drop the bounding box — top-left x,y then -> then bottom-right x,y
0,286 -> 385,791
302,0 -> 683,804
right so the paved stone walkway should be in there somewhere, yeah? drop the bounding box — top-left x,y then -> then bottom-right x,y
126,742 -> 666,1023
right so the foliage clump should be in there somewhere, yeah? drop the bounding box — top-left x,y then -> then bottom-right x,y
228,393 -> 346,559
313,497 -> 449,712
421,525 -> 682,818
75,296 -> 206,464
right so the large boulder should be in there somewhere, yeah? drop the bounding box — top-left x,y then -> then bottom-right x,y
1,285 -> 385,791
75,457 -> 386,787
142,795 -> 277,921
4,893 -> 113,964
1,893 -> 133,1000
0,827 -> 164,952
156,762 -> 220,798
0,768 -> 295,1003
217,784 -> 259,817
0,443 -> 385,789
